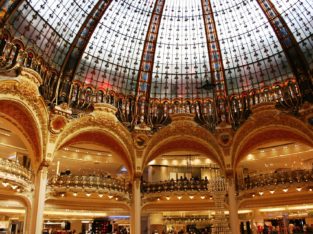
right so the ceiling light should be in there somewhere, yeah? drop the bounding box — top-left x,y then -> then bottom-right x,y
166,196 -> 170,201
252,194 -> 255,198
115,197 -> 118,201
73,192 -> 77,197
2,181 -> 9,187
258,191 -> 264,196
283,188 -> 288,193
86,193 -> 91,197
189,195 -> 194,200
98,194 -> 104,198
177,196 -> 182,200
209,196 -> 213,200
11,185 -> 18,190
200,196 -> 205,200
108,195 -> 113,199
16,188 -> 21,193
157,198 -> 160,201
60,193 -> 65,197
310,188 -> 313,192
296,187 -> 302,192
269,190 -> 275,194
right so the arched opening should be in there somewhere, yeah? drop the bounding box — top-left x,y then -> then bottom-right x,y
0,100 -> 42,165
47,130 -> 134,232
141,135 -> 225,234
0,117 -> 33,233
235,130 -> 313,233
0,195 -> 29,234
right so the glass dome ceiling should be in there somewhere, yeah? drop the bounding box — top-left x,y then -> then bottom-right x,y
5,0 -> 313,99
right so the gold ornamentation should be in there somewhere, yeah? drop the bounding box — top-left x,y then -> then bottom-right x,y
232,103 -> 313,167
143,113 -> 224,169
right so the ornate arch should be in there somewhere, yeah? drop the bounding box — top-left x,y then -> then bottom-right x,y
55,109 -> 135,177
0,69 -> 49,166
231,104 -> 313,168
143,114 -> 225,171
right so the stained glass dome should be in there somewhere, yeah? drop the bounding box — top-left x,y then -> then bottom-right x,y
2,0 -> 313,100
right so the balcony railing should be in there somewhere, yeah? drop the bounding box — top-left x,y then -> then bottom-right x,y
1,33 -> 308,133
142,178 -> 209,194
49,175 -> 131,200
238,169 -> 313,192
0,158 -> 33,191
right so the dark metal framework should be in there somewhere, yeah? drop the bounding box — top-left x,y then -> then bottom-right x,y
0,0 -> 25,27
200,0 -> 228,99
136,0 -> 166,102
58,0 -> 114,102
256,0 -> 313,102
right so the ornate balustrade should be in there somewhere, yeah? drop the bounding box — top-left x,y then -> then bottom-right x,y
0,32 -> 308,132
142,178 -> 209,194
49,175 -> 131,200
0,158 -> 33,192
238,169 -> 313,193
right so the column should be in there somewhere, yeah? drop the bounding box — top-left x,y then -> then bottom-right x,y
252,209 -> 264,234
131,176 -> 141,234
23,201 -> 32,234
228,178 -> 240,234
29,161 -> 49,234
149,213 -> 163,234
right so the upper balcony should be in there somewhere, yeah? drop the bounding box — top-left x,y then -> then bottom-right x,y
48,175 -> 131,202
0,158 -> 33,193
237,169 -> 313,198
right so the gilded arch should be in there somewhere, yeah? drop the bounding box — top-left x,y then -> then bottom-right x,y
54,111 -> 135,177
0,69 -> 49,166
231,104 -> 313,168
143,115 -> 225,171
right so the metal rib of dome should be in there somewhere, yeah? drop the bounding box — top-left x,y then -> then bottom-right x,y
2,0 -> 313,101
6,0 -> 98,69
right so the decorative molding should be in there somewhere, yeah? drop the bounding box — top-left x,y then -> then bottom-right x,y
143,113 -> 225,170
232,103 -> 313,167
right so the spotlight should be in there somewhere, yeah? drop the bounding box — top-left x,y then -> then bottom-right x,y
108,195 -> 113,199
296,187 -> 302,192
177,196 -> 182,200
86,193 -> 91,197
283,188 -> 288,193
2,181 -> 9,187
166,196 -> 170,201
98,194 -> 104,198
189,195 -> 194,200
60,193 -> 65,197
11,185 -> 18,190
269,190 -> 275,194
200,196 -> 205,200
258,191 -> 264,196
73,192 -> 77,197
